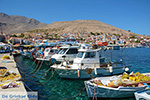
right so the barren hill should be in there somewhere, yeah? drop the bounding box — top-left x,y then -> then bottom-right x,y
0,13 -> 47,34
42,20 -> 136,36
0,13 -> 138,36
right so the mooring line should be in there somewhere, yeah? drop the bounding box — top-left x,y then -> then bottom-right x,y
24,60 -> 44,79
16,60 -> 40,74
23,82 -> 48,99
41,68 -> 55,84
17,59 -> 55,84
22,64 -> 85,100
15,55 -> 37,71
28,60 -> 41,74
16,62 -> 35,71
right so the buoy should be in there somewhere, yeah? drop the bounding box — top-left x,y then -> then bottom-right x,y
94,67 -> 97,75
125,67 -> 129,72
78,68 -> 80,77
109,66 -> 113,73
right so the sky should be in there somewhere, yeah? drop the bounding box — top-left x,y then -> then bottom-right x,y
0,0 -> 150,35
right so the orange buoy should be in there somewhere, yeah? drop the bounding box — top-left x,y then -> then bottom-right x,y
78,69 -> 80,77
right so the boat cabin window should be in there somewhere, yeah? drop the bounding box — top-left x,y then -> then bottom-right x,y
53,50 -> 58,53
66,48 -> 78,54
56,49 -> 62,54
50,49 -> 54,53
58,48 -> 68,54
45,49 -> 50,52
77,52 -> 84,58
84,52 -> 96,58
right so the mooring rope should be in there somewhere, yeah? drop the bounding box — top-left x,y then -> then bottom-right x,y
23,82 -> 48,99
24,60 -> 44,79
16,62 -> 36,71
14,55 -> 37,71
42,66 -> 52,79
41,68 -> 56,84
16,59 -> 55,84
16,60 -> 41,74
28,60 -> 41,74
20,62 -> 85,100
92,85 -> 97,100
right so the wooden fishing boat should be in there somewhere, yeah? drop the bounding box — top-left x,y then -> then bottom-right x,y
35,47 -> 59,65
51,46 -> 131,79
36,47 -> 58,61
84,72 -> 150,99
51,45 -> 79,63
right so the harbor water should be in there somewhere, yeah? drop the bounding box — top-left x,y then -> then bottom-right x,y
14,48 -> 150,100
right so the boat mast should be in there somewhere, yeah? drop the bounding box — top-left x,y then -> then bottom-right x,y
111,46 -> 112,63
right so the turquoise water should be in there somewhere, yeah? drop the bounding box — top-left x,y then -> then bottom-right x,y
15,48 -> 150,100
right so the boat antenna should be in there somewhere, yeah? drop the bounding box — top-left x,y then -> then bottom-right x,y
111,46 -> 112,63
121,41 -> 126,63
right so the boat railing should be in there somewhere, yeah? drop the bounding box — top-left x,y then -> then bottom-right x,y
71,62 -> 126,69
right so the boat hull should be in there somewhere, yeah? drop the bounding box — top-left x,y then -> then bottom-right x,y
134,89 -> 150,100
52,66 -> 129,79
22,53 -> 33,59
84,81 -> 147,98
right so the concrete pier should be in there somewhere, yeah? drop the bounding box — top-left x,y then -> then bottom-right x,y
0,53 -> 29,100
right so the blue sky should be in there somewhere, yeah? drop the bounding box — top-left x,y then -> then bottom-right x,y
0,0 -> 150,35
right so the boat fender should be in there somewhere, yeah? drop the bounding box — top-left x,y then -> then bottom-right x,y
63,61 -> 67,66
50,58 -> 57,64
125,67 -> 129,72
109,66 -> 113,73
78,68 -> 80,77
94,67 -> 97,75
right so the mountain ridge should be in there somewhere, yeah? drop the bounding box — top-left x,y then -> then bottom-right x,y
41,19 -> 136,36
0,12 -> 47,33
0,13 -> 138,37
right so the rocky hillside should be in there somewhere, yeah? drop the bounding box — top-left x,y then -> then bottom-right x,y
0,13 -> 138,36
41,20 -> 136,36
0,13 -> 47,34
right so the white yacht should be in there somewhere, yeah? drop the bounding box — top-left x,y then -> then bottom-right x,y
51,46 -> 131,79
51,45 -> 79,63
36,47 -> 58,61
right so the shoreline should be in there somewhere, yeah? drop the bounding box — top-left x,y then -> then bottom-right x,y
0,53 -> 29,100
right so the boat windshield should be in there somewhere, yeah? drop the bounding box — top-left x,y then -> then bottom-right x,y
58,48 -> 68,54
56,49 -> 62,54
77,52 -> 84,58
50,49 -> 58,53
84,52 -> 96,58
50,49 -> 54,53
45,49 -> 50,52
